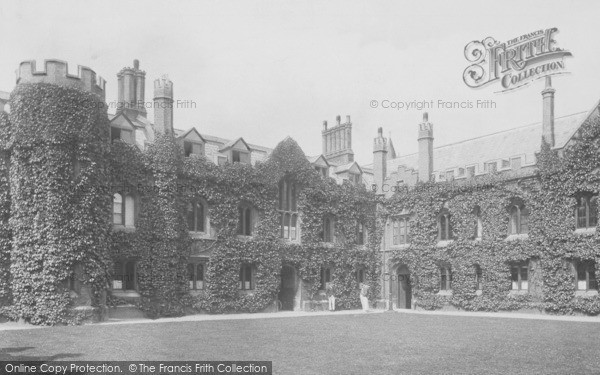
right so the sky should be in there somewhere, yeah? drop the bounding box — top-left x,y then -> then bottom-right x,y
1,0 -> 599,165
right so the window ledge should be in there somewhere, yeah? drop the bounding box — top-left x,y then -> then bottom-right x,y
189,231 -> 213,240
236,235 -> 254,241
319,242 -> 335,248
437,290 -> 453,296
238,290 -> 254,296
111,290 -> 141,298
281,238 -> 301,244
436,240 -> 454,248
574,227 -> 596,235
390,244 -> 411,250
509,289 -> 528,295
113,225 -> 136,232
505,233 -> 528,241
575,290 -> 598,297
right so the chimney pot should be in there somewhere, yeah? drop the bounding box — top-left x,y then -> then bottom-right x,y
134,59 -> 139,70
423,112 -> 428,122
346,115 -> 351,123
378,127 -> 383,136
323,120 -> 328,130
336,115 -> 341,125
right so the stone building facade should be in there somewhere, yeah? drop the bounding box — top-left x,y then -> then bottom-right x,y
0,59 -> 599,324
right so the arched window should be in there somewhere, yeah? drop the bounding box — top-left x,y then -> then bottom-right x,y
188,263 -> 205,290
279,179 -> 298,240
576,260 -> 597,291
508,204 -> 529,235
187,201 -> 206,233
320,216 -> 335,243
238,205 -> 255,236
113,193 -> 136,227
239,263 -> 254,290
575,194 -> 598,229
475,264 -> 483,290
355,221 -> 366,245
440,266 -> 452,290
438,211 -> 453,241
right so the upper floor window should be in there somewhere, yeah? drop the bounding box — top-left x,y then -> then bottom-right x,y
238,205 -> 256,236
576,260 -> 597,291
392,217 -> 410,245
575,194 -> 598,229
187,201 -> 206,233
279,179 -> 298,240
231,150 -> 251,164
113,193 -> 136,227
438,210 -> 453,241
511,262 -> 528,291
184,141 -> 204,157
440,267 -> 452,290
320,216 -> 335,243
355,221 -> 366,245
315,166 -> 328,178
239,263 -> 254,290
508,203 -> 529,235
473,206 -> 483,240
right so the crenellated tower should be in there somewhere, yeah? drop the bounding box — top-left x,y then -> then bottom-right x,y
153,75 -> 174,136
117,59 -> 146,118
16,59 -> 106,100
322,115 -> 354,165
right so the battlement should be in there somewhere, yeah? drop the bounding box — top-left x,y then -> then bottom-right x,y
16,59 -> 106,100
418,112 -> 433,139
154,75 -> 173,99
373,127 -> 387,152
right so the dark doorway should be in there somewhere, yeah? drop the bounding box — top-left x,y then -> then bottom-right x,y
125,261 -> 136,290
279,265 -> 296,311
397,265 -> 411,309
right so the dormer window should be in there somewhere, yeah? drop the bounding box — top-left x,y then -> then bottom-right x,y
111,127 -> 133,144
184,141 -> 204,157
350,173 -> 362,185
575,194 -> 598,229
315,166 -> 328,178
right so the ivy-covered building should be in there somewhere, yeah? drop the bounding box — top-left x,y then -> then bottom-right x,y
0,58 -> 600,325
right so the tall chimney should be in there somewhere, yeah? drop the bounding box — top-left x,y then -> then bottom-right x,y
153,75 -> 174,136
117,59 -> 146,118
373,127 -> 388,195
542,76 -> 555,147
418,112 -> 434,182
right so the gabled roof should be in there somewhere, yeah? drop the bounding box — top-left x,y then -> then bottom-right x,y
176,127 -> 206,143
382,111 -> 588,177
335,161 -> 363,174
307,154 -> 330,167
219,137 -> 251,152
109,112 -> 136,129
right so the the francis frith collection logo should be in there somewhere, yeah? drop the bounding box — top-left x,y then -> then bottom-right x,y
463,27 -> 572,92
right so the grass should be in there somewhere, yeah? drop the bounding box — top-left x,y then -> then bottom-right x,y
2,311 -> 600,374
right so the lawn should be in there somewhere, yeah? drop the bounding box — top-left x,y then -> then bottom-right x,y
2,311 -> 600,374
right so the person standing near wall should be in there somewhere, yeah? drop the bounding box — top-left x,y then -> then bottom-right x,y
359,282 -> 370,312
326,282 -> 336,311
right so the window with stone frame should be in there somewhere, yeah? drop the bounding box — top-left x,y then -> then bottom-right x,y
392,216 -> 411,245
112,259 -> 137,291
575,194 -> 598,229
475,264 -> 483,290
511,262 -> 528,291
438,210 -> 453,241
113,192 -> 137,227
356,267 -> 366,284
575,260 -> 597,291
237,204 -> 256,236
187,200 -> 206,233
239,263 -> 254,290
440,266 -> 452,290
472,206 -> 483,240
279,179 -> 298,240
319,266 -> 331,290
320,216 -> 335,243
188,263 -> 205,290
355,221 -> 367,245
508,202 -> 529,235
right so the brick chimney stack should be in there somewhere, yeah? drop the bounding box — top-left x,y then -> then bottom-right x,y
542,76 -> 555,147
373,127 -> 388,195
418,112 -> 434,182
153,75 -> 174,136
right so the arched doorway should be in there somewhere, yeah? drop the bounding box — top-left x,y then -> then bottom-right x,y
279,265 -> 298,311
397,265 -> 411,309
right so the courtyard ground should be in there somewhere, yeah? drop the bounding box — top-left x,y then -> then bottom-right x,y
2,310 -> 600,374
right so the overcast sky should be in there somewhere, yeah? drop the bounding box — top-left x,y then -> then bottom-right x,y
1,0 -> 599,165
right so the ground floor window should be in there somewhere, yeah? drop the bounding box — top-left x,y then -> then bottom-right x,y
356,268 -> 365,284
475,265 -> 483,291
188,263 -> 205,290
319,267 -> 331,290
112,259 -> 137,290
239,263 -> 254,290
440,267 -> 452,290
511,263 -> 528,291
576,260 -> 597,291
